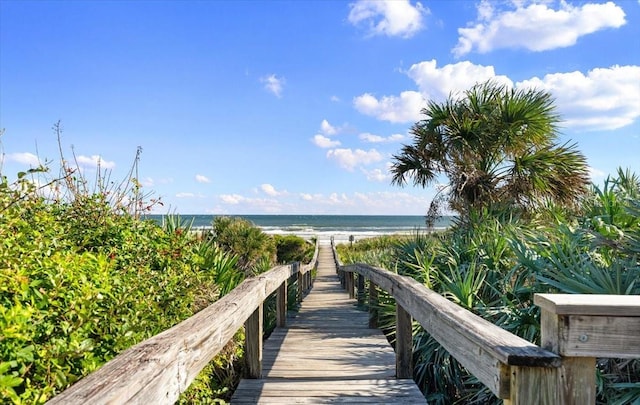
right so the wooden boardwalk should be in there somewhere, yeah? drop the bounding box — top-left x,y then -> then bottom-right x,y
231,243 -> 425,404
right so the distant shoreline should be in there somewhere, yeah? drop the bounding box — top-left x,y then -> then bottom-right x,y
148,214 -> 453,240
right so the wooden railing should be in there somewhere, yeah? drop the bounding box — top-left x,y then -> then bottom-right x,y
46,237 -> 639,405
47,243 -> 318,405
331,241 -> 640,405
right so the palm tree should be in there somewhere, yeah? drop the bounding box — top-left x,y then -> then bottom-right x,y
391,80 -> 590,220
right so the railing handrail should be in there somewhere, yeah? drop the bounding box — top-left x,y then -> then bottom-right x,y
339,262 -> 560,398
47,242 -> 319,405
343,263 -> 560,364
329,239 -> 640,404
330,239 -> 559,399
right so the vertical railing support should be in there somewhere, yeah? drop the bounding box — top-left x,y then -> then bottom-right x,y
295,262 -> 303,304
346,271 -> 355,299
396,303 -> 413,379
531,293 -> 640,405
357,274 -> 365,305
245,303 -> 263,378
276,280 -> 287,327
368,281 -> 379,328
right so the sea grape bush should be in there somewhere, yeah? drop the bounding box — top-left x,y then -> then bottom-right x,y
0,173 -> 246,403
1,154 -> 317,403
0,128 -> 256,404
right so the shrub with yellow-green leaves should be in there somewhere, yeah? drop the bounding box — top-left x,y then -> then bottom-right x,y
0,172 -> 242,403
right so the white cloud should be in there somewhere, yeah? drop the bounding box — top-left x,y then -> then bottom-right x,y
330,95 -> 341,102
359,132 -> 405,143
348,0 -> 428,38
220,194 -> 246,204
176,192 -> 205,199
407,59 -> 512,100
362,167 -> 390,182
454,0 -> 626,57
217,194 -> 285,213
313,134 -> 341,148
320,119 -> 337,135
353,91 -> 425,123
517,65 -> 640,130
195,174 -> 210,183
5,152 -> 41,166
359,60 -> 639,131
326,148 -> 383,171
261,74 -> 285,98
214,189 -> 435,215
76,155 -> 116,169
261,183 -> 284,196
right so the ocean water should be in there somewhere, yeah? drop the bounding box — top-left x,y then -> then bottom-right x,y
146,214 -> 453,240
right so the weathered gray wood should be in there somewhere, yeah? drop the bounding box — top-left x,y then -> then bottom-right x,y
47,262 -> 303,405
369,281 -> 379,329
536,293 -> 640,358
539,308 -> 597,404
535,293 -> 640,316
396,304 -> 413,379
232,379 -> 424,404
276,280 -> 287,327
295,262 -> 303,303
357,274 -> 365,304
245,303 -> 263,378
346,271 -> 355,299
536,293 -> 640,404
341,263 -> 560,399
509,365 -> 558,405
231,244 -> 425,404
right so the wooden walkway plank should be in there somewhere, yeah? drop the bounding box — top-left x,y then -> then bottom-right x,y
231,243 -> 425,404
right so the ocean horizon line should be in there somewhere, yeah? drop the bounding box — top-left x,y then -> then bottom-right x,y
145,214 -> 454,239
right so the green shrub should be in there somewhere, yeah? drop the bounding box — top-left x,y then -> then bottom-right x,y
336,169 -> 640,404
1,130 -> 246,403
211,216 -> 276,275
273,234 -> 314,264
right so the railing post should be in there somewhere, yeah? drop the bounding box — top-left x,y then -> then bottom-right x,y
245,302 -> 263,378
346,271 -> 355,299
357,274 -> 365,305
368,281 -> 379,328
395,303 -> 413,379
295,262 -> 303,304
276,280 -> 287,327
531,293 -> 640,405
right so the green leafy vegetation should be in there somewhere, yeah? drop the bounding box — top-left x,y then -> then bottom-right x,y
337,169 -> 640,404
273,234 -> 316,264
391,80 -> 590,224
0,128 -> 314,403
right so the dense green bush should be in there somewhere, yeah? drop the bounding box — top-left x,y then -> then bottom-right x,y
0,185 -> 247,402
211,216 -> 276,275
0,132 -> 248,403
273,234 -> 315,264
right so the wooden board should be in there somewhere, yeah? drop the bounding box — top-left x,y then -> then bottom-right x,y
535,294 -> 640,316
231,245 -> 425,404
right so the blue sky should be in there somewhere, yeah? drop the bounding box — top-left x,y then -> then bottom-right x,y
1,0 -> 639,215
